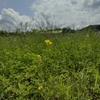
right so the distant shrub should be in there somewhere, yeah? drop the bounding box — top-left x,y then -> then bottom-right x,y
0,30 -> 9,36
62,27 -> 75,34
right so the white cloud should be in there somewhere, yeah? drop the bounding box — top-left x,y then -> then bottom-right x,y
89,14 -> 100,25
0,8 -> 31,31
31,0 -> 100,29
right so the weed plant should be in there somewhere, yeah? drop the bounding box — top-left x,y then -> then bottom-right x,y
0,31 -> 100,100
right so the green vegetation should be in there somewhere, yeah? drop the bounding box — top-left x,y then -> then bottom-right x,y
0,30 -> 100,100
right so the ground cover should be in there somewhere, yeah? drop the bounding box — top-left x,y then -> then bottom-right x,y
0,32 -> 100,100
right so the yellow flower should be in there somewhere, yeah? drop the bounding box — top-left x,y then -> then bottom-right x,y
45,40 -> 52,45
86,34 -> 89,38
49,41 -> 52,45
37,55 -> 41,59
38,86 -> 42,90
45,40 -> 50,43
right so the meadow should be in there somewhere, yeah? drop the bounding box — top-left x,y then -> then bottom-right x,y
0,30 -> 100,100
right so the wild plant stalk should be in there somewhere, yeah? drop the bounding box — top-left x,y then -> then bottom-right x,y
0,13 -> 64,34
94,69 -> 99,90
34,13 -> 64,33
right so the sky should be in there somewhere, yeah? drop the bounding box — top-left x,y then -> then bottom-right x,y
0,0 -> 100,31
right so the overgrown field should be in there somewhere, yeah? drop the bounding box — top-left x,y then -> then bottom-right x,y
0,31 -> 100,100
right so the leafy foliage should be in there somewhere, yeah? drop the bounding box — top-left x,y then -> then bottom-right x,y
0,31 -> 100,100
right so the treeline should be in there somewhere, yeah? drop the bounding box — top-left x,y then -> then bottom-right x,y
80,24 -> 100,32
0,28 -> 77,36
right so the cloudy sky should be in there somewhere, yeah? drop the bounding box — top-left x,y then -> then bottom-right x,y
0,0 -> 100,31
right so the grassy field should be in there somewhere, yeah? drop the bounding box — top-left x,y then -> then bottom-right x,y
0,31 -> 100,100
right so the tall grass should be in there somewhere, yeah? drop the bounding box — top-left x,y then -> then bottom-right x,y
0,13 -> 63,34
0,31 -> 100,100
